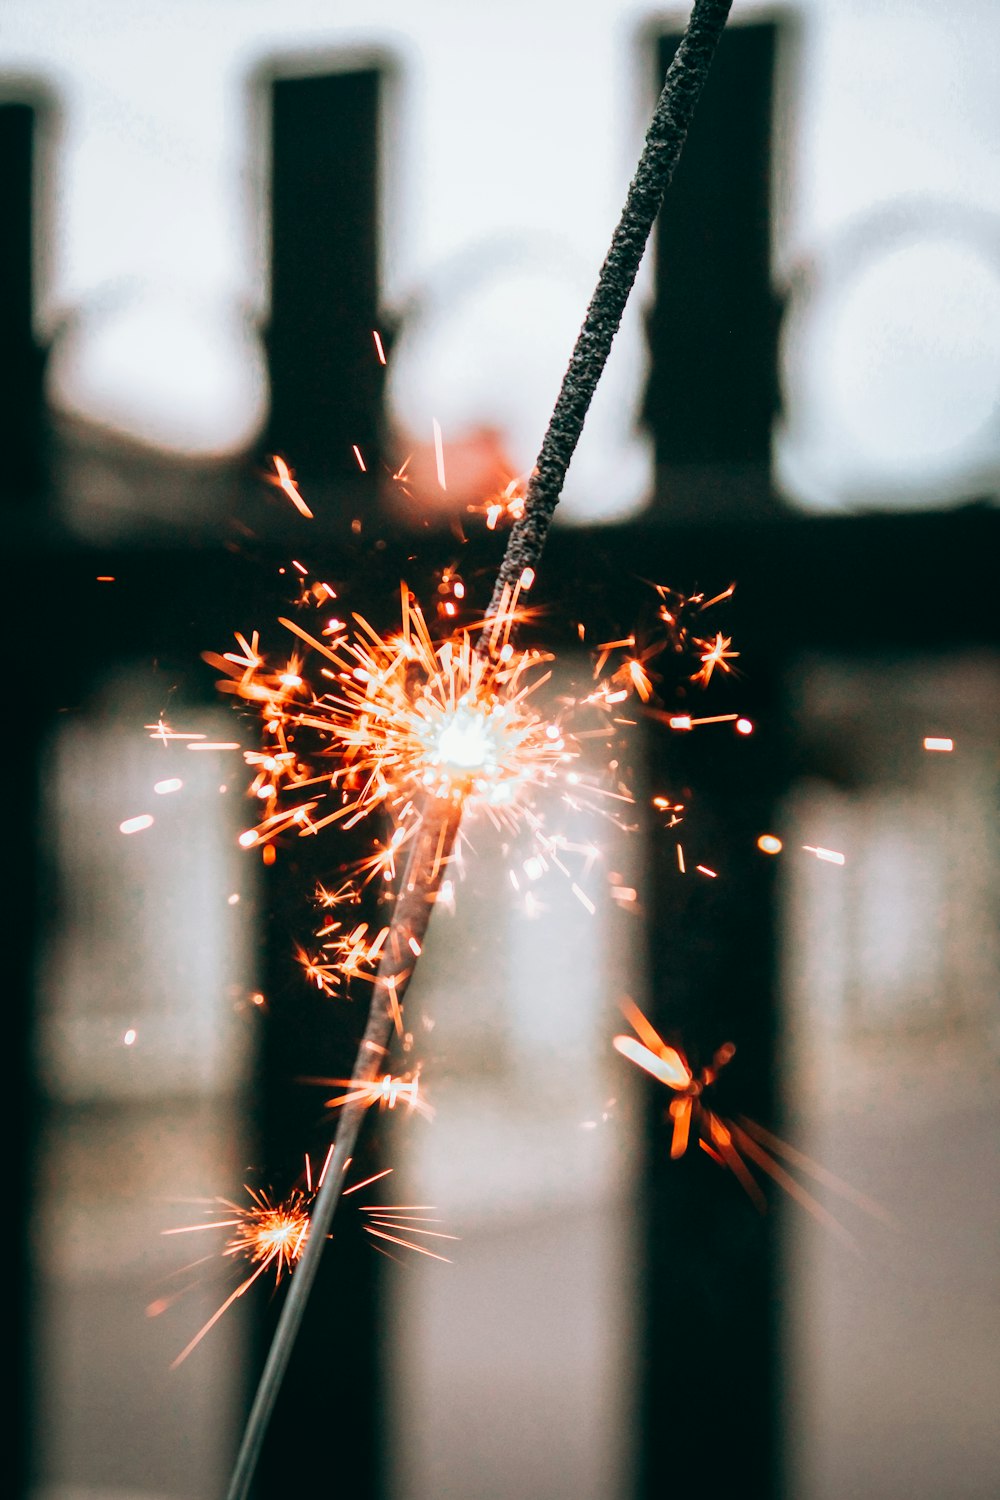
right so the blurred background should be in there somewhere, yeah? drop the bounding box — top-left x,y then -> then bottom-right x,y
5,2 -> 998,1498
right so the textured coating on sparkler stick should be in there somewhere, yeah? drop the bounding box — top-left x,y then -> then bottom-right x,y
225,801 -> 461,1500
481,0 -> 733,629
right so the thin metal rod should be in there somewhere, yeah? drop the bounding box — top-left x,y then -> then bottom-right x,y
481,0 -> 733,628
225,802 -> 461,1500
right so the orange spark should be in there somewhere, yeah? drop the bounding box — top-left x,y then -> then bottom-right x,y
690,632 -> 739,687
270,454 -> 314,518
613,1003 -> 887,1236
164,1185 -> 313,1366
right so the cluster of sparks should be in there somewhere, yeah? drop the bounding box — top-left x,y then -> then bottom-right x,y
198,502 -> 750,1000
155,444 -> 916,1361
202,578 -> 575,880
159,1160 -> 455,1366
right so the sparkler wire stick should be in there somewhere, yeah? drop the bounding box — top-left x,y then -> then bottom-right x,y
225,800 -> 461,1500
227,3 -> 731,1494
482,0 -> 733,626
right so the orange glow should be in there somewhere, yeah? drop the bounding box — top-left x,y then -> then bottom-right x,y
474,477 -> 527,531
757,834 -> 782,854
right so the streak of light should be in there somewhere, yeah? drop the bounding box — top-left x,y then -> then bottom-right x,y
432,419 -> 447,490
146,722 -> 205,743
120,814 -> 154,834
802,845 -> 846,865
571,883 -> 596,914
270,454 -> 314,518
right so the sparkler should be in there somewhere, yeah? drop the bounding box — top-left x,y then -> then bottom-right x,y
225,5 -> 733,1495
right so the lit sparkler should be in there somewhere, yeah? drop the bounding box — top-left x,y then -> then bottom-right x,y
205,584 -> 575,875
225,5 -> 737,1495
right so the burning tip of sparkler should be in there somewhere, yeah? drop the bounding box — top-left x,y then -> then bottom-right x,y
923,736 -> 954,752
122,1028 -> 137,1047
756,834 -> 782,855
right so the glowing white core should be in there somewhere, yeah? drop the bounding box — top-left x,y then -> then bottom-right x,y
430,706 -> 498,772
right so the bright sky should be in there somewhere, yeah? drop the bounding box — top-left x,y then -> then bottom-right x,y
3,0 -> 999,513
